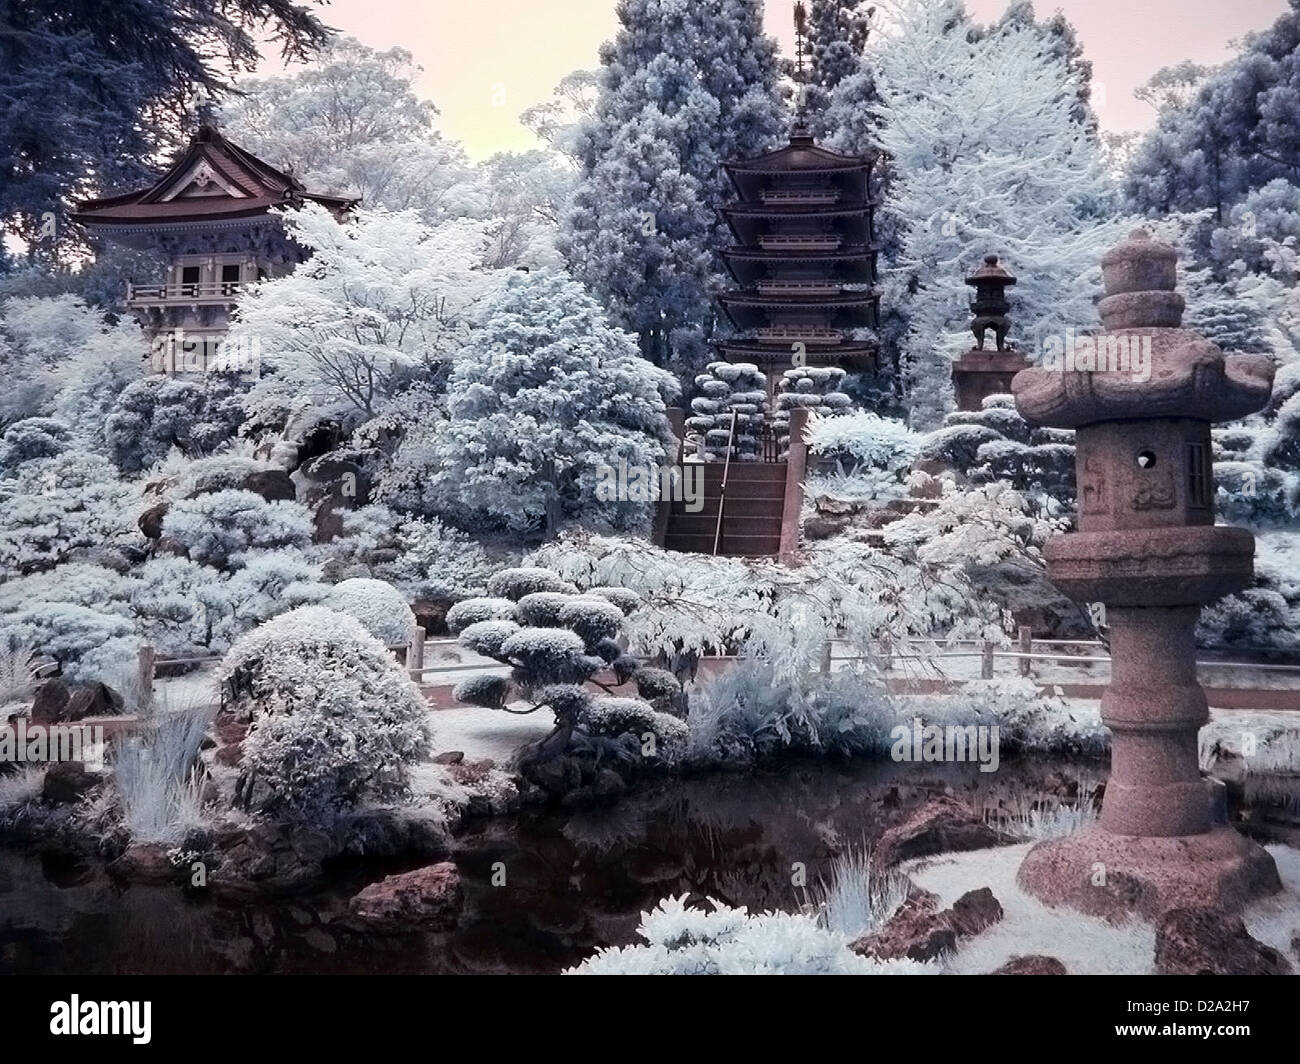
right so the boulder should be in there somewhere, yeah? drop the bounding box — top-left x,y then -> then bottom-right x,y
431,750 -> 465,765
64,682 -> 124,721
851,887 -> 955,962
30,679 -> 71,725
851,884 -> 1004,964
41,760 -> 99,804
240,469 -> 297,503
992,955 -> 1067,975
949,887 -> 1004,938
1154,907 -> 1292,975
411,598 -> 450,636
875,795 -> 1010,868
804,515 -> 849,541
108,841 -> 176,884
138,502 -> 169,540
348,862 -> 464,933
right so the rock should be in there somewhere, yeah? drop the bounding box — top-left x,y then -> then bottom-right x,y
814,495 -> 857,516
591,768 -> 627,799
108,842 -> 176,884
1154,907 -> 1293,976
851,888 -> 955,962
209,821 -> 332,896
348,862 -> 463,933
30,680 -> 71,724
1291,930 -> 1300,962
64,682 -> 123,721
992,955 -> 1068,975
313,500 -> 346,543
240,469 -> 297,503
138,502 -> 169,540
852,884 -> 1003,964
804,515 -> 849,540
411,598 -> 450,636
875,796 -> 1009,867
155,535 -> 188,558
949,887 -> 1003,937
431,750 -> 465,765
447,758 -> 496,786
41,761 -> 98,804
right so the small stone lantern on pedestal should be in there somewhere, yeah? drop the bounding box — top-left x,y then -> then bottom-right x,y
951,255 -> 1031,411
1011,230 -> 1281,920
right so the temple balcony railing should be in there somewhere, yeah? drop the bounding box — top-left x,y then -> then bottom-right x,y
127,280 -> 245,307
755,280 -> 844,296
758,234 -> 842,251
753,325 -> 845,345
759,190 -> 840,207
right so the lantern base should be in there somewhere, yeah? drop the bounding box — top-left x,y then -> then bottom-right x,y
1016,825 -> 1280,923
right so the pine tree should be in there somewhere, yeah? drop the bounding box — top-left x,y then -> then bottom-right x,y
414,270 -> 679,536
561,0 -> 785,374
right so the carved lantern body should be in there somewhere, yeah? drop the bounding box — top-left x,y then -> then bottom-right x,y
1010,231 -> 1281,916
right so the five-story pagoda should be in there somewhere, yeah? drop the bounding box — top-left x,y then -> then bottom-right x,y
714,10 -> 880,384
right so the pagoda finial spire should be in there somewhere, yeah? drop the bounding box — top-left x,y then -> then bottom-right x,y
794,2 -> 808,82
792,2 -> 812,137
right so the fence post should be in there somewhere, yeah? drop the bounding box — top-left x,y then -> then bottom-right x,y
1018,625 -> 1032,677
407,626 -> 426,683
980,639 -> 995,680
819,639 -> 833,675
136,644 -> 156,711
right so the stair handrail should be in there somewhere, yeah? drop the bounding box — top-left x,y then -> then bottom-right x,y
712,409 -> 738,556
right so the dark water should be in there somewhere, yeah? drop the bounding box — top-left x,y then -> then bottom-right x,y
2,758 -> 1111,974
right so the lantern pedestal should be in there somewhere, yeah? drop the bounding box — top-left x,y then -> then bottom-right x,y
1017,826 -> 1281,924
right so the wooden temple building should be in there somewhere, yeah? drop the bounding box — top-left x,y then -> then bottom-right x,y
72,125 -> 353,373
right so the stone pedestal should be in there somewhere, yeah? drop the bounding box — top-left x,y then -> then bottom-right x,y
1010,229 -> 1280,919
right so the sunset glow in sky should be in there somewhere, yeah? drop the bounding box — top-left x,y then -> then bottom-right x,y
269,0 -> 1292,158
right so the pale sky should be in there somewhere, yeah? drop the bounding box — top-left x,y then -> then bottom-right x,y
273,0 -> 1292,159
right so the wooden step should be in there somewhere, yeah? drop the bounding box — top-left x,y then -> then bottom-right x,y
669,496 -> 785,517
663,531 -> 783,556
667,514 -> 784,537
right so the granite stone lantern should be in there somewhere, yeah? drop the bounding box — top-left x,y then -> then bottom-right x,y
1011,229 -> 1281,919
951,254 -> 1031,411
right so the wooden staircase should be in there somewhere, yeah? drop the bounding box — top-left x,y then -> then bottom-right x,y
663,461 -> 788,557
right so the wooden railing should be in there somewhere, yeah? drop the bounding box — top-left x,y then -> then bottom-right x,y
713,409 -> 738,556
127,280 -> 245,303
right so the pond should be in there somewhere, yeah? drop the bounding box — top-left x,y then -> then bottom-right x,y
0,755 -> 1185,975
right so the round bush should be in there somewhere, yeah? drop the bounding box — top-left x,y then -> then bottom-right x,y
218,606 -> 432,816
557,597 -> 625,648
486,567 -> 579,601
445,597 -> 517,633
325,578 -> 416,644
458,619 -> 521,657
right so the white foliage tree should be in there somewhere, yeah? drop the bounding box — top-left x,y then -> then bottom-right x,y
229,204 -> 504,419
409,270 -> 679,535
832,0 -> 1125,428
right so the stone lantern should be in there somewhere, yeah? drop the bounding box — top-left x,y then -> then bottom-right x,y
967,253 -> 1016,352
951,254 -> 1030,411
1011,229 -> 1280,919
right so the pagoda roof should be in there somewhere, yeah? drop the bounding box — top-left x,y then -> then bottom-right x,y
717,290 -> 879,310
720,203 -> 875,220
719,244 -> 878,262
72,125 -> 355,230
723,129 -> 876,176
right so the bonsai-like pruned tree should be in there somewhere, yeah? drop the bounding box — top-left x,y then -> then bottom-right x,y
448,566 -> 687,770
